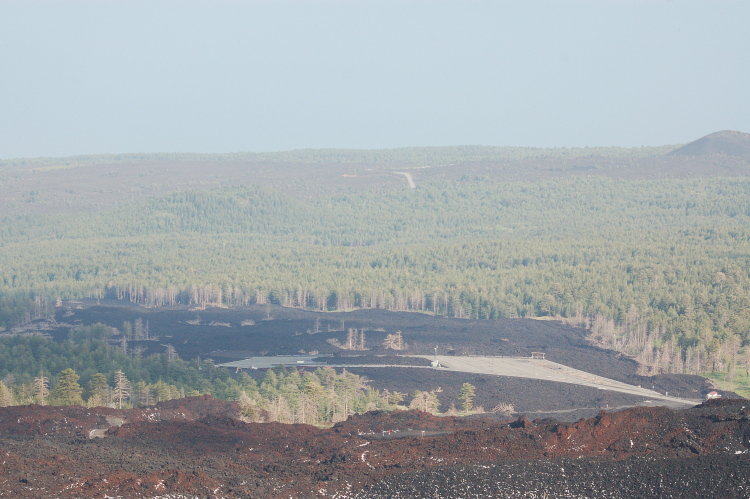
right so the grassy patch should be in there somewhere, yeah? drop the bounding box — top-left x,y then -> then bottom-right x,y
705,370 -> 750,398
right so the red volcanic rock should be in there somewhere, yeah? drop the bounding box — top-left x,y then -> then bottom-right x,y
0,395 -> 242,438
1,397 -> 749,498
0,403 -> 117,437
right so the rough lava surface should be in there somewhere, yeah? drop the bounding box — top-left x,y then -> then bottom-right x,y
2,395 -> 750,498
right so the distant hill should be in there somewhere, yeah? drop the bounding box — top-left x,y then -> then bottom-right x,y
3,132 -> 750,218
669,130 -> 750,158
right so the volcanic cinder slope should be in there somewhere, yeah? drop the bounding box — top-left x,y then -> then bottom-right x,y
1,396 -> 750,498
669,130 -> 750,158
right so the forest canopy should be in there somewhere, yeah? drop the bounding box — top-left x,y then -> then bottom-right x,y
1,175 -> 749,378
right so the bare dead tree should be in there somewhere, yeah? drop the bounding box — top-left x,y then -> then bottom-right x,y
34,371 -> 49,406
114,370 -> 130,409
165,344 -> 178,362
383,331 -> 405,350
492,402 -> 516,416
347,328 -> 357,350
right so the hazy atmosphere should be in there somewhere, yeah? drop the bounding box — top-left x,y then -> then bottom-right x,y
4,3 -> 750,498
2,0 -> 749,158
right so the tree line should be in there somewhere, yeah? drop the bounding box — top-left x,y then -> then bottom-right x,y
0,324 -> 495,421
1,176 -> 749,383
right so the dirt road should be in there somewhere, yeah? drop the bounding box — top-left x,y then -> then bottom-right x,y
330,355 -> 702,407
395,171 -> 416,188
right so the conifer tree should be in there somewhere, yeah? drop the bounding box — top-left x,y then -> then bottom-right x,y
85,373 -> 109,408
409,390 -> 440,414
458,382 -> 476,413
0,381 -> 12,407
50,368 -> 84,406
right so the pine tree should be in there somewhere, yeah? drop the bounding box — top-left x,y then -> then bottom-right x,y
458,382 -> 476,413
134,318 -> 144,340
85,373 -> 109,408
0,381 -> 12,407
409,390 -> 440,414
238,391 -> 261,422
389,390 -> 405,406
121,321 -> 133,338
50,368 -> 84,406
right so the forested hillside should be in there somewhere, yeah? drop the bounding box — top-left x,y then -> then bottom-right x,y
0,143 -> 676,170
2,171 -> 750,380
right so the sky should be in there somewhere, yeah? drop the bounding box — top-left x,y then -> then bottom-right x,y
1,1 -> 749,158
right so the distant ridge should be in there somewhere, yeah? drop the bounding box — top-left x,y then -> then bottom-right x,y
1,144 -> 677,169
669,130 -> 750,158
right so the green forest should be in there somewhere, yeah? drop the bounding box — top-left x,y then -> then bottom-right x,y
1,174 -> 750,385
0,324 -> 459,423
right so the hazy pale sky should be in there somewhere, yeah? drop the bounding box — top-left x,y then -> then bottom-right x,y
1,1 -> 749,158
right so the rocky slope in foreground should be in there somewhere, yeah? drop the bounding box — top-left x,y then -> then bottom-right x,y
1,396 -> 749,498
